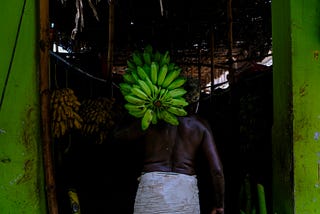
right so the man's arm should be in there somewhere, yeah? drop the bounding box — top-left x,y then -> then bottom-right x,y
200,119 -> 225,212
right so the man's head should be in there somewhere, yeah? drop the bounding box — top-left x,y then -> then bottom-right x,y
184,77 -> 201,114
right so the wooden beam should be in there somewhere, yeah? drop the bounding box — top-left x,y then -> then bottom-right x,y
39,0 -> 59,213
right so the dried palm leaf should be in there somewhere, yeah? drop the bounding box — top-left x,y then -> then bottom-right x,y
70,0 -> 101,39
71,0 -> 84,39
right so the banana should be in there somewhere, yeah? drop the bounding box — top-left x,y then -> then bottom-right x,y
51,88 -> 84,138
144,44 -> 153,54
60,121 -> 67,136
157,64 -> 168,86
143,52 -> 152,65
127,60 -> 136,70
120,46 -> 192,130
120,88 -> 130,96
131,71 -> 140,83
119,83 -> 133,95
132,52 -> 143,66
150,62 -> 158,84
160,50 -> 170,66
125,104 -> 147,118
158,88 -> 168,101
144,77 -> 155,97
168,62 -> 175,71
167,76 -> 187,90
167,106 -> 188,116
160,109 -> 179,126
153,51 -> 161,62
137,66 -> 149,80
129,109 -> 147,118
137,79 -> 152,97
143,64 -> 151,75
124,103 -> 147,111
131,87 -> 149,100
141,109 -> 154,130
168,88 -> 187,98
74,119 -> 82,129
152,84 -> 160,98
170,98 -> 189,107
122,73 -> 136,84
124,94 -> 146,105
161,68 -> 182,88
151,110 -> 158,124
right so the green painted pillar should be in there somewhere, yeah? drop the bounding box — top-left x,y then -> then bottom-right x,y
272,0 -> 320,213
0,0 -> 47,213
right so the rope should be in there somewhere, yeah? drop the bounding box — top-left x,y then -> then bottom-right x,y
50,51 -> 107,83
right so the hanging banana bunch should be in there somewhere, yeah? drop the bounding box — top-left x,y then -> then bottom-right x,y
119,45 -> 189,131
51,88 -> 83,138
79,97 -> 122,144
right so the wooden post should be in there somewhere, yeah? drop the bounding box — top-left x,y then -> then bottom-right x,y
39,0 -> 59,213
227,0 -> 234,85
107,0 -> 115,96
210,31 -> 215,95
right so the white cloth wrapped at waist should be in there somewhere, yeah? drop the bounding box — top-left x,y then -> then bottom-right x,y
134,171 -> 200,214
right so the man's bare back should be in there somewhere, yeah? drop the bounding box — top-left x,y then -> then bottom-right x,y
113,114 -> 224,213
142,116 -> 222,176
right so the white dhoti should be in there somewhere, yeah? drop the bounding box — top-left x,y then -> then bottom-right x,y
133,171 -> 200,214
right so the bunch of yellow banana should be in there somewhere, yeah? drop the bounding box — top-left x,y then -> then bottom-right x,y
79,97 -> 121,144
51,88 -> 83,138
120,45 -> 189,131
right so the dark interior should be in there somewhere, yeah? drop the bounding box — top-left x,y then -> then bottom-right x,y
49,1 -> 272,213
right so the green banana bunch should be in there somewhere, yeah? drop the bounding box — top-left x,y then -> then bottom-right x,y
120,45 -> 189,131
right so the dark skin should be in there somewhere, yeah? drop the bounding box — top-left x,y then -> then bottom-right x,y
114,108 -> 225,214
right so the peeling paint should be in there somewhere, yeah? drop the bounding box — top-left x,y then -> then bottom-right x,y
299,82 -> 308,97
9,174 -> 24,185
0,158 -> 11,163
0,129 -> 6,134
314,132 -> 319,140
17,159 -> 33,184
22,107 -> 35,152
313,50 -> 319,60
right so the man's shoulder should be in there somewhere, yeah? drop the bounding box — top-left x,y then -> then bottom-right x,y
179,115 -> 209,127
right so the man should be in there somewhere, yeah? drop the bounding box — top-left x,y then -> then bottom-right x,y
113,78 -> 225,214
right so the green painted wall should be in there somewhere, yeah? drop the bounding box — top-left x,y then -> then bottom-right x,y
0,0 -> 47,213
272,0 -> 320,213
291,0 -> 320,213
